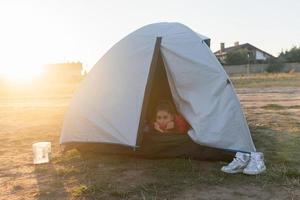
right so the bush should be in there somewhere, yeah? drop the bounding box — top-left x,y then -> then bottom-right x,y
266,58 -> 285,73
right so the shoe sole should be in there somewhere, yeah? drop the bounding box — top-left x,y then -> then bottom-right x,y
221,168 -> 244,174
243,166 -> 266,175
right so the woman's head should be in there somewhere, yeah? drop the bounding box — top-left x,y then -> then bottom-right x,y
155,101 -> 175,128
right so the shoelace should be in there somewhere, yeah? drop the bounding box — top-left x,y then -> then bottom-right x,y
246,158 -> 260,169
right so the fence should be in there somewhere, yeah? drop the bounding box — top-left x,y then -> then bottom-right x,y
223,62 -> 300,75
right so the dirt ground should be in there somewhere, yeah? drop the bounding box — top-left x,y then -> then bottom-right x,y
0,74 -> 299,200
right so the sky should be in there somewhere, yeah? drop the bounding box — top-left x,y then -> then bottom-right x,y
0,0 -> 299,74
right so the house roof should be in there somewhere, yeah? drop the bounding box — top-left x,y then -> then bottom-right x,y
214,43 -> 274,58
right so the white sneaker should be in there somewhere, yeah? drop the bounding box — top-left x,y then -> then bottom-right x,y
243,152 -> 266,175
221,152 -> 250,174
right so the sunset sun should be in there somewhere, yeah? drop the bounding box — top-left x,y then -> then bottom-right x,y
0,65 -> 43,82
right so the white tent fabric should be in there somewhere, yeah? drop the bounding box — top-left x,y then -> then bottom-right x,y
60,22 -> 256,152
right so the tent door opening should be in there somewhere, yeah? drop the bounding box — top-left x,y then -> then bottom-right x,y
136,37 -> 185,147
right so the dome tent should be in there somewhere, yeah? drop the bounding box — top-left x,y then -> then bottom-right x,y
60,22 -> 256,157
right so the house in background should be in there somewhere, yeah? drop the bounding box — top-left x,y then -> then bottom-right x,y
43,62 -> 83,82
214,42 -> 274,65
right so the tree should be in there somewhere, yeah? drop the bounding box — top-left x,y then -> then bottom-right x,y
279,46 -> 300,62
224,49 -> 249,65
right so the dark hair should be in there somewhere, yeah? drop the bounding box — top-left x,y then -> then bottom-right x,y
155,100 -> 176,116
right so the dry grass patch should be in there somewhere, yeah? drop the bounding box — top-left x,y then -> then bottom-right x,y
231,72 -> 300,88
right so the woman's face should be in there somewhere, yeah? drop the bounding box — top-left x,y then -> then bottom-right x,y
156,110 -> 173,128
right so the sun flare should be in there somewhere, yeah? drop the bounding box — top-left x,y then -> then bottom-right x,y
0,66 -> 43,82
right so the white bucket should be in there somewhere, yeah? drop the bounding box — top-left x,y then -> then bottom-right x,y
32,142 -> 51,164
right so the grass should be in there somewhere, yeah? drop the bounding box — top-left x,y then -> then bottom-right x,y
72,184 -> 89,197
51,145 -> 299,199
261,104 -> 285,110
261,104 -> 300,110
52,149 -> 81,164
11,185 -> 24,192
1,72 -> 300,199
55,166 -> 81,177
231,72 -> 300,88
246,110 -> 300,187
